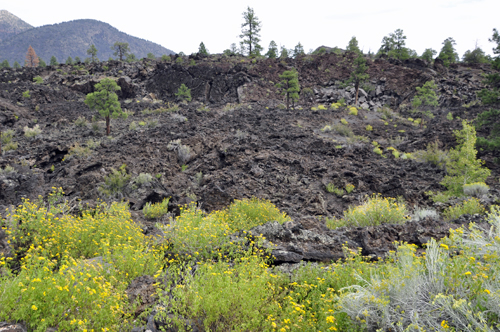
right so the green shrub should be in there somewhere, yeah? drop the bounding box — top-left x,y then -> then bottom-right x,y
463,182 -> 489,197
327,194 -> 408,229
443,198 -> 485,220
1,129 -> 16,152
341,118 -> 348,125
326,183 -> 344,197
0,165 -> 15,174
98,164 -> 131,196
348,106 -> 358,116
161,55 -> 171,62
22,90 -> 30,98
365,125 -> 373,131
23,125 -> 42,138
143,198 -> 170,219
63,143 -> 91,160
332,123 -> 354,137
74,116 -> 87,127
412,141 -> 448,169
447,112 -> 454,120
345,183 -> 355,194
129,121 -> 138,131
411,80 -> 438,109
318,104 -> 327,110
135,172 -> 153,185
373,146 -> 383,155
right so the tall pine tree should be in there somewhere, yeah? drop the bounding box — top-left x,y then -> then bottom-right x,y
239,7 -> 262,57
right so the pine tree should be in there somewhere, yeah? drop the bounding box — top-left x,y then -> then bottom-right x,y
438,38 -> 459,67
75,56 -> 82,63
0,60 -> 9,68
441,120 -> 491,196
50,56 -> 58,66
84,78 -> 127,135
25,46 -> 39,67
175,84 -> 192,103
13,61 -> 20,69
350,55 -> 370,106
87,44 -> 98,62
280,46 -> 289,59
198,42 -> 209,56
293,43 -> 305,58
377,29 -> 409,60
277,70 -> 300,110
266,41 -> 278,59
421,48 -> 437,62
346,36 -> 361,54
112,42 -> 130,61
66,56 -> 74,65
147,53 -> 156,60
462,46 -> 488,64
239,7 -> 262,57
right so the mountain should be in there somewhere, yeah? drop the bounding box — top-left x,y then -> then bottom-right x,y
0,10 -> 33,42
0,15 -> 174,65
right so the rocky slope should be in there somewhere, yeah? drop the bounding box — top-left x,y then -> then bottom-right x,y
0,10 -> 33,43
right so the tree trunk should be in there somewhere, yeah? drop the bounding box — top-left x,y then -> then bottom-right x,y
286,93 -> 289,110
355,81 -> 360,106
106,116 -> 110,136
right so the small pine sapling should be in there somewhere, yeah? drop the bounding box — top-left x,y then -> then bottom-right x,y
277,70 -> 300,110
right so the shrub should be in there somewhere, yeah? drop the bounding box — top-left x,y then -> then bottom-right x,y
447,112 -> 454,120
63,143 -> 91,160
328,194 -> 408,229
341,118 -> 348,125
412,140 -> 448,169
330,102 -> 341,109
318,104 -> 327,110
332,123 -> 354,137
129,121 -> 138,131
74,116 -> 87,127
135,173 -> 153,185
345,183 -> 355,194
411,80 -> 438,109
175,83 -> 192,102
98,164 -> 131,197
412,207 -> 439,221
443,198 -> 485,220
373,146 -> 383,155
177,144 -> 191,164
463,182 -> 489,197
365,125 -> 373,131
23,125 -> 42,138
143,198 -> 170,219
1,129 -> 17,153
321,125 -> 332,132
22,90 -> 30,98
348,106 -> 358,116
326,183 -> 344,197
0,165 -> 15,174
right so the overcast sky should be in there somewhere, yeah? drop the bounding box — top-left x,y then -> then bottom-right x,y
4,0 -> 499,58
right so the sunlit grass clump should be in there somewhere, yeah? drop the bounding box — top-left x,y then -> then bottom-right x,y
158,198 -> 290,259
443,197 -> 485,221
327,194 -> 408,229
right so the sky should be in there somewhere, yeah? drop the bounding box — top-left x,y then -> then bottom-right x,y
4,0 -> 499,58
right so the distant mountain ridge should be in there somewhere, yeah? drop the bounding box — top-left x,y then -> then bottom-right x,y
0,10 -> 33,42
0,12 -> 174,65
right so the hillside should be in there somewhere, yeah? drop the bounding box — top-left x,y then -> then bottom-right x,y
0,10 -> 33,42
0,17 -> 174,65
0,53 -> 499,330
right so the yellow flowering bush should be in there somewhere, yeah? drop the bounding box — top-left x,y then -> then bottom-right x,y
443,197 -> 485,220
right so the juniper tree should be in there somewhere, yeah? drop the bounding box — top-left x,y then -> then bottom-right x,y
277,70 -> 300,110
239,7 -> 262,57
266,41 -> 278,59
87,44 -> 98,62
350,55 -> 369,106
112,42 -> 130,61
84,78 -> 127,135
